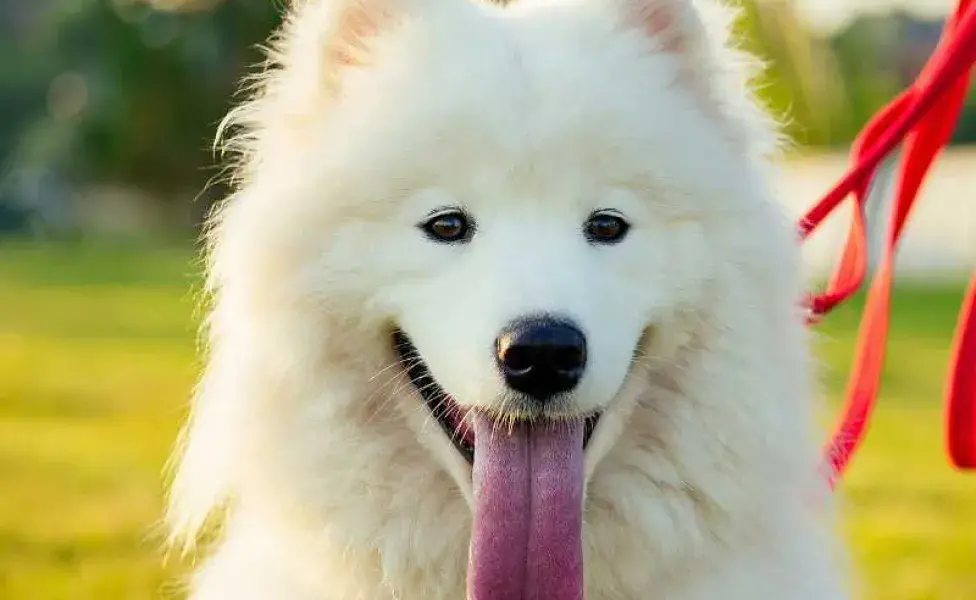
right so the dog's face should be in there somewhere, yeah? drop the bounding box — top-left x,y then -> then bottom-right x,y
379,170 -> 710,438
194,0 -> 797,597
280,0 -> 736,469
240,0 -> 762,447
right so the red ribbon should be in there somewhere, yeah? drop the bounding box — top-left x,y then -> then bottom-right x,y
800,0 -> 976,486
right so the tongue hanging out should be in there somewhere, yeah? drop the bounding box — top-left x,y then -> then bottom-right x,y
467,413 -> 585,600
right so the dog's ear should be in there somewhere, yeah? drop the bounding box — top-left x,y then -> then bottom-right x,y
627,0 -> 704,55
272,0 -> 404,98
326,0 -> 395,71
617,0 -> 774,144
619,0 -> 713,88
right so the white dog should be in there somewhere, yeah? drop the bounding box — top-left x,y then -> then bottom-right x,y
168,0 -> 850,597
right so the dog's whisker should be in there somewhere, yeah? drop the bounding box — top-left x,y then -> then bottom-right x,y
364,365 -> 413,403
362,358 -> 435,424
368,359 -> 412,382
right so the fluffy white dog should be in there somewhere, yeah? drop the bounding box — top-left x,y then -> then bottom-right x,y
168,0 -> 850,598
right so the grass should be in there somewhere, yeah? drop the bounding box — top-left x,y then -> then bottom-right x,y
1,239 -> 974,599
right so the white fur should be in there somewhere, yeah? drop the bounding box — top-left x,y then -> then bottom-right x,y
168,0 -> 850,597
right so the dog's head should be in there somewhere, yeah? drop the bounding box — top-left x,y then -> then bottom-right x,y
176,0 -> 809,597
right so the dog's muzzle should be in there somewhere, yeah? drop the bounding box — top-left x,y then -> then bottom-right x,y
392,321 -> 600,600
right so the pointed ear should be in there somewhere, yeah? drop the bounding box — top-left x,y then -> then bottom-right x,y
620,0 -> 712,87
274,0 -> 402,98
326,0 -> 396,70
617,0 -> 779,152
627,0 -> 705,56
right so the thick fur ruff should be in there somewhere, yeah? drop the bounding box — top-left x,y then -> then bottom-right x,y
168,0 -> 851,597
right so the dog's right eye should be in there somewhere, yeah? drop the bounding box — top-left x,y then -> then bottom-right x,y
420,210 -> 472,243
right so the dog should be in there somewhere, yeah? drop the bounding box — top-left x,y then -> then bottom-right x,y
167,0 -> 850,597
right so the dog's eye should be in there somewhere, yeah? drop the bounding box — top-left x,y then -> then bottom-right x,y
420,210 -> 472,243
584,211 -> 629,244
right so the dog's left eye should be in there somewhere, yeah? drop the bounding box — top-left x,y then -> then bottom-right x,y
584,211 -> 630,244
420,210 -> 472,243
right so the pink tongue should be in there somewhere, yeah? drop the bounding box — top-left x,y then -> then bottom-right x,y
467,414 -> 584,600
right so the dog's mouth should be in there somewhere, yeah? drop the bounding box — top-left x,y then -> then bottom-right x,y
393,328 -> 596,600
392,329 -> 600,465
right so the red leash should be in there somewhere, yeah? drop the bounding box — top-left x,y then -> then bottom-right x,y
800,0 -> 976,487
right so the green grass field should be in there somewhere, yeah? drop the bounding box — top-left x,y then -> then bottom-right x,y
1,240 -> 974,599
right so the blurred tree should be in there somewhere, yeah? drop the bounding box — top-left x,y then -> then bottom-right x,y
5,0 -> 281,201
826,9 -> 976,146
735,0 -> 852,148
952,90 -> 976,144
828,11 -> 923,143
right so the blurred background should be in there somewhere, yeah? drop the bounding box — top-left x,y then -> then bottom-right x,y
0,0 -> 973,599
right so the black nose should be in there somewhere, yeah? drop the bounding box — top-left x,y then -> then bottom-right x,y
495,318 -> 587,402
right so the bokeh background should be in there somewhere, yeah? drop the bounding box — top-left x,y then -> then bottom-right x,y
1,0 -> 974,598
